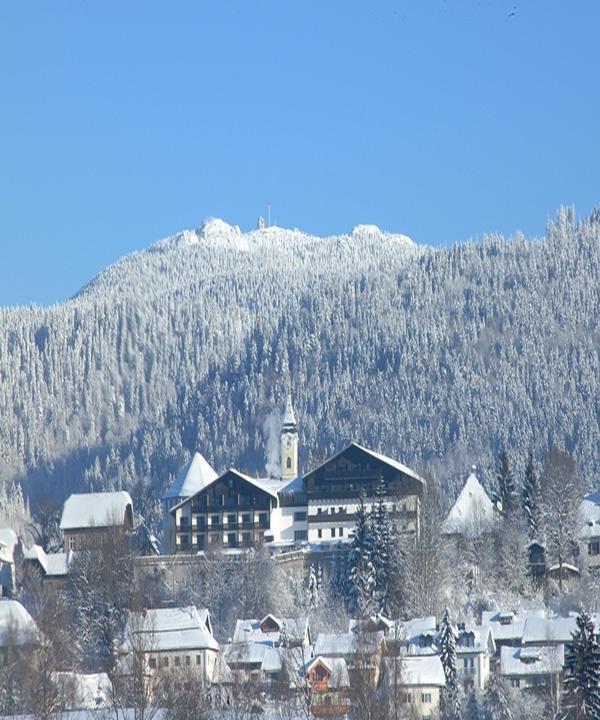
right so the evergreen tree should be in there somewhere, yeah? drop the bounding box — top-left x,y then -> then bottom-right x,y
483,673 -> 512,720
307,564 -> 318,613
561,609 -> 600,720
370,476 -> 395,615
439,608 -> 461,720
522,448 -> 542,540
496,447 -> 516,514
465,691 -> 481,720
347,490 -> 376,618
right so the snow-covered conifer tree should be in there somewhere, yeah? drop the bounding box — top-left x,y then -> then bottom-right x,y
483,673 -> 512,720
307,564 -> 318,613
370,476 -> 394,615
561,609 -> 600,720
347,490 -> 375,618
464,691 -> 481,720
522,448 -> 542,540
439,608 -> 461,720
495,447 -> 516,514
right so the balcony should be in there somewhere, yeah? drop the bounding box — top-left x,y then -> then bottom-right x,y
458,667 -> 477,678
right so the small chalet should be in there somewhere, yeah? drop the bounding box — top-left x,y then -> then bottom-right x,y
313,631 -> 386,685
300,656 -> 350,718
60,491 -> 133,551
481,609 -> 546,653
232,614 -> 311,648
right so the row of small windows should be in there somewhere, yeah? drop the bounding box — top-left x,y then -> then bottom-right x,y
401,692 -> 432,704
316,528 -> 344,539
148,655 -> 203,670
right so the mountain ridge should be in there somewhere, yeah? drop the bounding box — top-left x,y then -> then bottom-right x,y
1,206 -> 598,534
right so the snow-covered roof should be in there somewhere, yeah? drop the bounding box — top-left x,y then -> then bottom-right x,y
302,656 -> 350,688
0,528 -> 18,564
521,615 -> 579,645
170,468 -> 280,514
500,645 -> 565,677
232,615 -> 309,646
580,493 -> 600,539
313,631 -> 385,657
162,452 -> 218,501
441,470 -> 496,537
52,672 -> 112,709
481,608 -> 546,643
223,642 -> 283,672
393,655 -> 445,687
283,395 -> 297,429
304,442 -> 425,486
24,545 -> 74,576
0,600 -> 38,646
126,606 -> 218,652
60,491 -> 133,531
391,616 -> 437,645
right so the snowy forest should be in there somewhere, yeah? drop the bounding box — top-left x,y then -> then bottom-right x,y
1,207 -> 599,533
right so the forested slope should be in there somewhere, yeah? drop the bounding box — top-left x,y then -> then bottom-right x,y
1,209 -> 599,528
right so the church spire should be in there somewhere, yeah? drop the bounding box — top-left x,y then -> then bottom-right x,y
281,394 -> 298,481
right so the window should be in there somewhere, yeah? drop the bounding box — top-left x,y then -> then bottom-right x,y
175,656 -> 180,667
286,457 -> 292,469
242,513 -> 251,524
211,515 -> 220,525
402,693 -> 411,704
294,511 -> 307,521
148,658 -> 157,670
331,528 -> 336,538
185,656 -> 190,666
511,678 -> 520,688
317,508 -> 323,515
161,657 -> 169,668
421,693 -> 432,704
589,541 -> 600,556
339,527 -> 344,536
227,514 -> 236,525
179,516 -> 188,526
338,507 -> 344,514
196,535 -> 205,549
196,655 -> 202,666
295,530 -> 308,541
317,529 -> 322,539
69,536 -> 76,551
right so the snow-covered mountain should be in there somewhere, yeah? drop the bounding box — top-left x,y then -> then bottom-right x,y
1,207 -> 599,530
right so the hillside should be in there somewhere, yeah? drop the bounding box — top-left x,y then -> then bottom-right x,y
1,208 -> 599,530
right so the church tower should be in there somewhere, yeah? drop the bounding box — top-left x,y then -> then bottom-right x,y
281,394 -> 298,480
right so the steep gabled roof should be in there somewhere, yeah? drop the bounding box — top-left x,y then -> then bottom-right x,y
170,468 -> 279,514
60,491 -> 133,531
441,470 -> 496,537
303,442 -> 425,486
162,452 -> 218,501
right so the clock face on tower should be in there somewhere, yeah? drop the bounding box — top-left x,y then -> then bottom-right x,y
283,434 -> 293,449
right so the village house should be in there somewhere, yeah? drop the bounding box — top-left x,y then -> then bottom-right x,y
499,645 -> 564,705
298,655 -> 351,718
382,654 -> 445,720
232,613 -> 311,648
121,605 -> 220,683
23,545 -> 74,592
520,614 -> 579,648
223,642 -> 307,688
313,631 -> 386,686
580,492 -> 600,571
0,528 -> 18,597
60,491 -> 134,551
454,623 -> 495,693
481,609 -> 547,654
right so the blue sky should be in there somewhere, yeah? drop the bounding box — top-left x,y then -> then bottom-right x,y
1,1 -> 599,306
